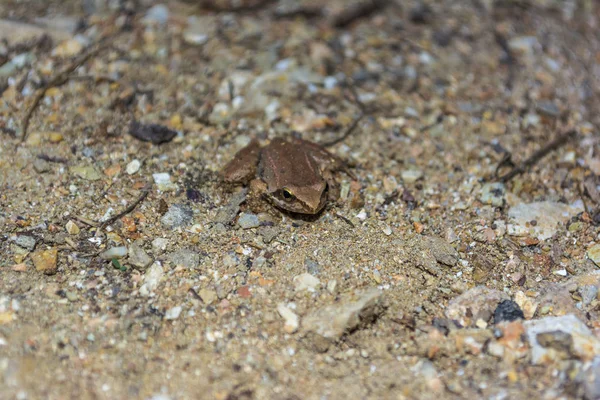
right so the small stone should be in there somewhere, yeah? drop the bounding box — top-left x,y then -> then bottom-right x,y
70,165 -> 102,181
151,238 -> 169,254
140,262 -> 164,296
583,357 -> 600,400
168,248 -> 200,269
524,314 -> 600,364
48,132 -> 63,143
446,286 -> 509,327
183,16 -> 213,46
277,303 -> 299,333
198,289 -> 217,305
12,234 -> 36,250
238,213 -> 260,229
480,182 -> 505,207
293,273 -> 321,292
580,285 -> 599,306
487,341 -> 505,358
153,173 -> 177,191
508,36 -> 539,56
304,258 -> 320,275
126,159 -> 141,175
401,168 -> 423,183
258,226 -> 279,244
99,246 -> 128,260
31,248 -> 58,275
65,291 -> 78,302
52,38 -> 83,57
494,300 -> 525,324
128,240 -> 153,269
507,201 -> 583,241
65,220 -> 80,235
33,158 -> 50,173
161,204 -> 193,228
326,280 -> 338,295
302,288 -> 385,352
588,244 -> 600,267
144,4 -> 169,25
165,306 -> 182,320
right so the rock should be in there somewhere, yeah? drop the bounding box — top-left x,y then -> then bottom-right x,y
168,249 -> 200,269
293,273 -> 321,292
198,289 -> 217,305
140,262 -> 164,296
65,220 -> 80,235
31,248 -> 58,275
33,158 -> 50,173
304,258 -> 320,275
128,240 -> 153,269
508,36 -> 539,56
302,288 -> 385,352
401,168 -> 423,183
183,16 -> 213,46
126,159 -> 141,175
277,303 -> 300,333
144,4 -> 169,25
588,244 -> 600,267
507,201 -> 583,241
258,226 -> 279,243
494,300 -> 525,324
52,38 -> 84,57
580,285 -> 599,306
524,314 -> 600,364
165,306 -> 182,320
153,173 -> 177,192
99,246 -> 128,260
445,286 -> 509,327
161,204 -> 193,228
214,190 -> 247,225
582,357 -> 600,400
70,165 -> 102,181
479,182 -> 505,207
151,238 -> 169,254
238,212 -> 260,229
12,234 -> 36,251
536,284 -> 586,320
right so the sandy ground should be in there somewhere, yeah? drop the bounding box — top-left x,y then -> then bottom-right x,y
1,1 -> 600,399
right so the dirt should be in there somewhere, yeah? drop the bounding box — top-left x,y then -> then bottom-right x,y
1,1 -> 600,399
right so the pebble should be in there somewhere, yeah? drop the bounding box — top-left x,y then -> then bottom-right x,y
580,285 -> 599,306
71,165 -> 102,181
161,204 -> 193,228
302,288 -> 385,352
165,306 -> 182,320
126,159 -> 141,175
587,244 -> 600,267
258,226 -> 279,244
65,220 -> 80,235
31,248 -> 58,275
168,248 -> 200,269
445,286 -> 509,327
508,36 -> 539,56
277,303 -> 300,333
52,38 -> 83,57
33,158 -> 50,173
304,258 -> 320,275
151,238 -> 169,254
293,273 -> 321,292
524,314 -> 600,364
238,212 -> 260,229
214,190 -> 247,225
493,300 -> 524,324
183,16 -> 212,46
99,246 -> 128,260
140,262 -> 164,296
479,182 -> 505,207
12,234 -> 36,251
144,4 -> 169,25
507,201 -> 584,241
128,240 -> 153,269
420,235 -> 459,267
401,168 -> 423,183
583,357 -> 600,400
198,289 -> 217,305
153,173 -> 177,191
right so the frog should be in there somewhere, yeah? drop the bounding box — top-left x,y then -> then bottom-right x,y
221,137 -> 353,214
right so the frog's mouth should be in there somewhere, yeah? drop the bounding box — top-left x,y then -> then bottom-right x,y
264,184 -> 328,215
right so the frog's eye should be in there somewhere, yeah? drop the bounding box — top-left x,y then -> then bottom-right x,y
282,188 -> 294,201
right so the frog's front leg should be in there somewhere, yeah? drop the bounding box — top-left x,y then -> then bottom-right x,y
221,139 -> 261,184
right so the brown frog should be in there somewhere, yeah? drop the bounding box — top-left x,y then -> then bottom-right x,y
221,137 -> 353,214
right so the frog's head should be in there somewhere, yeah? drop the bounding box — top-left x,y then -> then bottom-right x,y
265,180 -> 328,214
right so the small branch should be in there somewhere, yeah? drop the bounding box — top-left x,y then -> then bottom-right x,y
321,114 -> 363,147
20,37 -> 116,144
331,0 -> 390,28
496,130 -> 577,183
98,184 -> 151,231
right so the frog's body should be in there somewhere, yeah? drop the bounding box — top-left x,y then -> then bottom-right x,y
222,137 -> 350,214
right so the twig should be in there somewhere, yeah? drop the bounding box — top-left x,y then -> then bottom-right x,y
321,114 -> 363,147
331,0 -> 390,28
37,153 -> 68,163
73,214 -> 99,227
334,213 -> 355,228
20,38 -> 114,144
495,130 -> 577,183
98,184 -> 151,230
